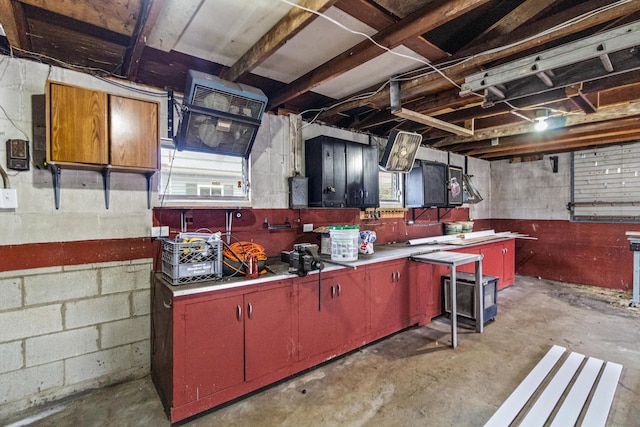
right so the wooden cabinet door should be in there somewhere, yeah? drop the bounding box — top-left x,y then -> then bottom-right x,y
180,295 -> 244,404
501,239 -> 516,288
297,269 -> 366,360
480,243 -> 505,288
297,274 -> 337,360
48,82 -> 108,164
109,95 -> 159,169
244,281 -> 297,381
331,269 -> 367,347
367,259 -> 411,334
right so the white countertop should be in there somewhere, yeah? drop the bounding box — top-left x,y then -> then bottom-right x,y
165,236 -> 516,297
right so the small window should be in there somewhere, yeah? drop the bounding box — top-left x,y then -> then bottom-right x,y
379,171 -> 403,205
159,140 -> 250,205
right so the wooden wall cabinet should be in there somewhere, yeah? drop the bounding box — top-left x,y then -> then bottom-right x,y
46,81 -> 160,208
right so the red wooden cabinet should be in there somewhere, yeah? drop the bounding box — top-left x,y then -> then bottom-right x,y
366,259 -> 412,337
152,277 -> 297,421
501,239 -> 515,288
244,281 -> 298,381
180,294 -> 245,404
297,269 -> 367,361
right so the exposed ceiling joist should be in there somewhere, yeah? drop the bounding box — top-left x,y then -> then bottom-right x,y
333,0 -> 450,62
461,0 -> 558,50
19,0 -> 140,36
0,0 -> 30,50
393,108 -> 474,136
322,0 -> 640,117
267,0 -> 491,109
123,0 -> 165,80
222,0 -> 338,82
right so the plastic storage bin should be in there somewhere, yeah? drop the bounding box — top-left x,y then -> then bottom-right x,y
329,225 -> 359,261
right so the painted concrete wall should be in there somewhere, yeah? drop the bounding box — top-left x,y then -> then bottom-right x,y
490,154 -> 571,220
0,55 -> 492,418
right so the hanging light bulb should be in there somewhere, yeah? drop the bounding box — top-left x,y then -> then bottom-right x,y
534,110 -> 550,131
534,117 -> 549,131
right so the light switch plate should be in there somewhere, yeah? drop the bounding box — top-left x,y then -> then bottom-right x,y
303,223 -> 313,232
0,189 -> 18,209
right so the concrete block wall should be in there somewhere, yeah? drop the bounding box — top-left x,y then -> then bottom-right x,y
490,154 -> 570,220
0,259 -> 152,418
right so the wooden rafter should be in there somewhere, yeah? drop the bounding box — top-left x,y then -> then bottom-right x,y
18,0 -> 141,36
334,0 -> 449,62
462,0 -> 558,50
267,0 -> 491,109
122,0 -> 165,80
322,0 -> 640,118
223,0 -> 337,82
0,0 -> 30,50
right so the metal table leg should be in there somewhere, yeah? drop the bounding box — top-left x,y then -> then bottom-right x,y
633,250 -> 639,307
450,266 -> 457,348
475,259 -> 483,333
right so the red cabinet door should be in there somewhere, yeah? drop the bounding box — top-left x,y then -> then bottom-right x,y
453,247 -> 481,274
244,280 -> 297,381
367,259 -> 411,334
409,261 -> 445,321
180,294 -> 244,404
501,239 -> 515,288
297,269 -> 366,360
480,243 -> 505,286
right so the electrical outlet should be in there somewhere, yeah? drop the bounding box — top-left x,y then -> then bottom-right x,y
0,189 -> 17,209
160,226 -> 169,237
151,226 -> 161,238
303,223 -> 314,232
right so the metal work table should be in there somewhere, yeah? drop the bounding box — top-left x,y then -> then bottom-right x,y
627,232 -> 640,307
411,251 -> 484,348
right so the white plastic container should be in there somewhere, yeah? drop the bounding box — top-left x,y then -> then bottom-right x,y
329,225 -> 359,262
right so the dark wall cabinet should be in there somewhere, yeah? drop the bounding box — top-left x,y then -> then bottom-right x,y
305,136 -> 379,208
405,160 -> 448,208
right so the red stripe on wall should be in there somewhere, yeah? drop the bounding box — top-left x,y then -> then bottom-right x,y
0,238 -> 157,273
490,219 -> 640,290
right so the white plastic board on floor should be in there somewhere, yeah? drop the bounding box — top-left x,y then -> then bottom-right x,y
549,357 -> 604,427
581,362 -> 623,427
519,351 -> 585,427
483,345 -> 565,427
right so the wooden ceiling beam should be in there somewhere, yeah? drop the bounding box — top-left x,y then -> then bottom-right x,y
18,0 -> 140,36
477,129 -> 640,159
267,0 -> 491,109
0,0 -> 30,50
223,0 -> 337,82
322,0 -> 640,117
461,0 -> 558,51
468,118 -> 640,157
122,0 -> 164,80
334,0 -> 449,61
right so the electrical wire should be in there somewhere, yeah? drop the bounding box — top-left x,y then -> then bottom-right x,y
0,104 -> 30,140
277,0 -> 462,91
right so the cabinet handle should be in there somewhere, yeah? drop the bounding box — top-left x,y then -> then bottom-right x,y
163,300 -> 172,309
248,303 -> 253,319
236,305 -> 242,321
391,272 -> 395,282
397,271 -> 401,281
337,284 -> 342,296
331,286 -> 336,298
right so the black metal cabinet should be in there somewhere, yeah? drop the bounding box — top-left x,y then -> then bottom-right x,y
405,160 -> 448,208
306,136 -> 379,208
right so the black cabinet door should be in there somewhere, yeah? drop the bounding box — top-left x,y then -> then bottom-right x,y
306,136 -> 346,207
345,143 -> 379,208
361,144 -> 379,208
306,136 -> 378,208
405,162 -> 424,208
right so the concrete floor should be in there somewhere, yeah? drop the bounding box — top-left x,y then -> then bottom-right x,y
4,276 -> 640,427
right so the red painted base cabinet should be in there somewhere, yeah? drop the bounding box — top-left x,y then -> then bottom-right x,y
152,277 -> 298,422
151,239 -> 516,423
297,268 -> 367,361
